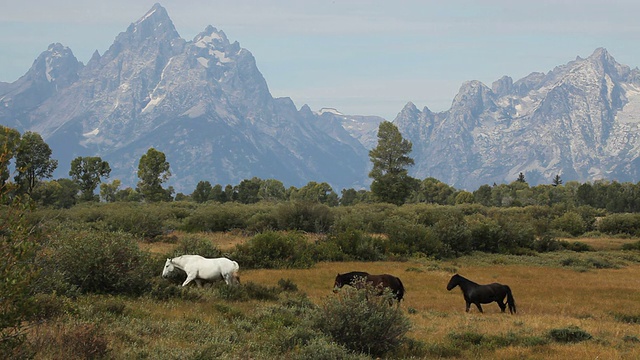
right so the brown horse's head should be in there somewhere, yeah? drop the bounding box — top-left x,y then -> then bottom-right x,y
333,273 -> 343,293
446,274 -> 461,291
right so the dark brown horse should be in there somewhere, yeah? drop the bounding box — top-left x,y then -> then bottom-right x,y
333,271 -> 405,303
446,274 -> 516,314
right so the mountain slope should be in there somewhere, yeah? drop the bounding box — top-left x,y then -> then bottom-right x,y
395,48 -> 640,190
0,4 -> 369,192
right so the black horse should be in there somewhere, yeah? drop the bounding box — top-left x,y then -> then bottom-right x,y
446,274 -> 516,314
333,271 -> 405,303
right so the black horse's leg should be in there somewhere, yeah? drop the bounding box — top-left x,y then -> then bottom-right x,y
465,301 -> 471,312
475,303 -> 483,313
498,301 -> 507,312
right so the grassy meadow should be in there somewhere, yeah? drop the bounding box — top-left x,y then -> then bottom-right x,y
25,233 -> 640,359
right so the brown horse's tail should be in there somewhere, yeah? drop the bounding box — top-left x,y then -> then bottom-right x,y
395,277 -> 405,302
505,286 -> 516,314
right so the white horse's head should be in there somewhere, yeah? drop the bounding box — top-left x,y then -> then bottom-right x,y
162,258 -> 175,278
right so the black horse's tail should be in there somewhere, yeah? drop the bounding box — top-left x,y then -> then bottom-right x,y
505,285 -> 516,314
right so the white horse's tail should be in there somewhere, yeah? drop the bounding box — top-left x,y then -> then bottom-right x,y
228,259 -> 240,285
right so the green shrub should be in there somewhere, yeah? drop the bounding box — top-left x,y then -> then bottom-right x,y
182,203 -> 251,232
101,203 -> 167,238
383,217 -> 442,256
433,217 -> 472,257
598,213 -> 640,236
324,229 -> 385,261
278,278 -> 298,292
29,293 -> 74,321
41,227 -> 153,296
292,337 -> 366,360
314,285 -> 410,357
171,235 -> 222,258
62,322 -> 110,359
613,313 -> 640,324
31,322 -> 110,360
275,201 -> 334,233
534,235 -> 565,252
332,203 -> 396,233
622,241 -> 640,251
548,326 -> 592,343
467,214 -> 504,253
232,231 -> 315,269
550,211 -> 586,237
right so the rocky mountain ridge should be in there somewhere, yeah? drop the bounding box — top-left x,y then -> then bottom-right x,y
1,4 -> 639,193
0,4 -> 370,192
394,47 -> 640,189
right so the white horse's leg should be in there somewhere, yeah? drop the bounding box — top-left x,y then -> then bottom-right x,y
222,272 -> 231,285
182,273 -> 197,287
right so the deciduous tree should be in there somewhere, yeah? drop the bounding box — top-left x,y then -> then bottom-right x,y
137,148 -> 172,202
69,156 -> 111,201
14,132 -> 58,196
0,126 -> 20,188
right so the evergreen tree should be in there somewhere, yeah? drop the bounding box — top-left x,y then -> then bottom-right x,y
368,121 -> 417,205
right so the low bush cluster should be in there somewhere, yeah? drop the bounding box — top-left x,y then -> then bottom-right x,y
36,225 -> 154,296
314,284 -> 411,357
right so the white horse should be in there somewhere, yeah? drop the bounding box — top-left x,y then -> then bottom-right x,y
162,255 -> 240,287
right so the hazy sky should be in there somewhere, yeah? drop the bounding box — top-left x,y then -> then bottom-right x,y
1,0 -> 638,119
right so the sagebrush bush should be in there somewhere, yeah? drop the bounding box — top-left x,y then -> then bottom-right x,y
548,326 -> 592,343
30,322 -> 110,360
466,214 -> 504,253
314,285 -> 410,357
40,226 -> 153,295
433,217 -> 473,257
275,201 -> 334,233
171,235 -> 222,258
101,204 -> 165,238
332,203 -> 396,233
598,213 -> 640,236
324,229 -> 385,261
182,202 -> 252,232
232,231 -> 315,269
622,240 -> 640,251
551,211 -> 586,237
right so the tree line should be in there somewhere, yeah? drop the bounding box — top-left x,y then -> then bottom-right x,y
3,123 -> 640,213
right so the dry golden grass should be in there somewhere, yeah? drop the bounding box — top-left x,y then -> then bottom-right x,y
240,260 -> 640,359
564,236 -> 638,251
132,234 -> 640,358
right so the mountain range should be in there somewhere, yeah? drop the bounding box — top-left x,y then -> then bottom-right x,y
1,3 -> 639,193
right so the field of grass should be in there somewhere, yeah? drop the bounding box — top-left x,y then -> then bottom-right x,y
26,234 -> 640,359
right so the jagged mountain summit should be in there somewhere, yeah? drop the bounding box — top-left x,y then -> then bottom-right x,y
0,3 -> 370,192
394,48 -> 640,190
1,3 -> 639,194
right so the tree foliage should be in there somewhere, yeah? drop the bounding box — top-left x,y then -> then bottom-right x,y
14,132 -> 58,196
369,121 -> 417,205
0,126 -> 21,187
0,165 -> 40,356
137,148 -> 172,202
69,156 -> 111,201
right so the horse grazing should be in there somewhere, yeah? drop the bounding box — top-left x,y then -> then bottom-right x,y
162,255 -> 240,287
446,274 -> 516,314
333,271 -> 405,303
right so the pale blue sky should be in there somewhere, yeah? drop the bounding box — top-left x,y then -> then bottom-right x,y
1,0 -> 638,119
